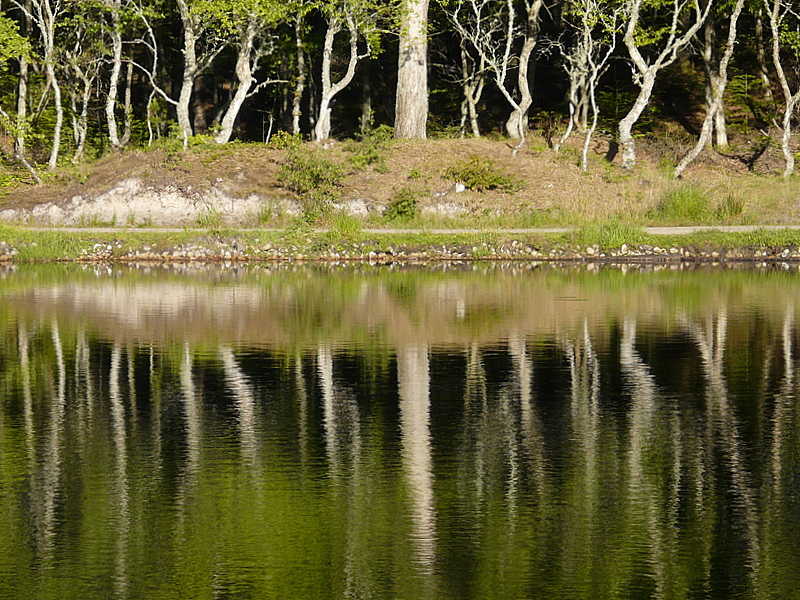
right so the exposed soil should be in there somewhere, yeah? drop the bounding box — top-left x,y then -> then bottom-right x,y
0,132 -> 797,227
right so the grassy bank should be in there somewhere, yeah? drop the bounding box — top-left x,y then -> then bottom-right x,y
4,222 -> 800,263
3,135 -> 800,231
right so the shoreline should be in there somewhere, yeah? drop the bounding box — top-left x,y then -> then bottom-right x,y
3,224 -> 800,264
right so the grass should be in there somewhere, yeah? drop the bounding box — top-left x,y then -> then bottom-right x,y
2,222 -> 800,262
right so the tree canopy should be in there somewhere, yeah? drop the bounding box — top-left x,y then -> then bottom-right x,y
0,0 -> 797,174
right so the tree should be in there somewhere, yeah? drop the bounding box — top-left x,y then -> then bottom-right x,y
131,0 -> 231,147
395,0 -> 429,138
554,0 -> 618,171
314,0 -> 379,141
766,0 -> 800,177
201,0 -> 288,144
12,0 -> 67,170
104,0 -> 129,150
449,0 -> 545,144
0,9 -> 37,179
618,0 -> 714,168
674,0 -> 745,176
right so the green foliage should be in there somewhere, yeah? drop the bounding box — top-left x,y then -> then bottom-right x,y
345,125 -> 393,171
277,146 -> 346,216
653,185 -> 714,223
0,16 -> 29,68
444,156 -> 523,192
196,208 -> 224,228
268,131 -> 303,150
384,188 -> 418,221
717,193 -> 746,220
330,213 -> 363,240
728,74 -> 771,126
576,219 -> 647,249
188,134 -> 217,148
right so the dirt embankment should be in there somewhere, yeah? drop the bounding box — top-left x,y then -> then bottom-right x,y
0,134 -> 797,228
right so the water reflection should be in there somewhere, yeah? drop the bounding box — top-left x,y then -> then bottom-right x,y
1,264 -> 800,599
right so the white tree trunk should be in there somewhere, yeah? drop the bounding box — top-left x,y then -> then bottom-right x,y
71,70 -> 92,163
767,0 -> 799,177
314,14 -> 361,142
618,71 -> 656,169
176,0 -> 198,147
292,16 -> 306,135
395,0 -> 429,138
14,34 -> 40,182
505,34 -> 536,140
106,1 -> 123,149
619,0 -> 712,169
45,60 -> 62,170
675,0 -> 744,177
459,46 -> 484,138
121,60 -> 133,146
215,22 -> 257,144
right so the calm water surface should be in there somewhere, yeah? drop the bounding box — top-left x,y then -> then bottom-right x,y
1,262 -> 799,599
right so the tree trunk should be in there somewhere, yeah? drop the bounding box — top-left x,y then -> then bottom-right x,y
360,61 -> 372,135
106,1 -> 124,150
215,22 -> 256,144
768,0 -> 799,177
504,33 -> 536,140
15,36 -> 39,182
71,70 -> 92,163
45,60 -> 62,170
755,9 -> 774,104
394,0 -> 429,139
675,0 -> 745,177
460,46 -> 483,138
292,16 -> 306,135
121,60 -> 133,146
701,16 -> 729,147
176,0 -> 198,147
618,70 -> 656,169
314,14 -> 360,142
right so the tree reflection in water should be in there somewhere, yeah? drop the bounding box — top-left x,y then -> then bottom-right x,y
0,264 -> 799,599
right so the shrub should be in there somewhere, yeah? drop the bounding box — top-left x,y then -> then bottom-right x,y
277,147 -> 346,200
444,156 -> 523,192
268,130 -> 303,150
385,188 -> 418,221
345,125 -> 394,171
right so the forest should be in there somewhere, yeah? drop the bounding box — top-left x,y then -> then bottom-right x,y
0,0 -> 796,180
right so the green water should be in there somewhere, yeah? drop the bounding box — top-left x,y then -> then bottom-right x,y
1,262 -> 799,599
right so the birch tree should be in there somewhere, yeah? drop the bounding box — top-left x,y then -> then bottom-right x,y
314,0 -> 379,141
203,0 -> 288,144
12,0 -> 67,170
554,0 -> 618,171
618,0 -> 714,168
104,0 -> 129,150
0,11 -> 37,179
62,3 -> 105,162
130,0 -> 230,148
674,0 -> 745,176
699,3 -> 729,148
449,0 -> 545,144
766,0 -> 800,177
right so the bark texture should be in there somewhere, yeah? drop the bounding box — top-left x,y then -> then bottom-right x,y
395,0 -> 429,139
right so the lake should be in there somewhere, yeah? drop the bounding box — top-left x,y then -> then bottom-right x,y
1,261 -> 799,599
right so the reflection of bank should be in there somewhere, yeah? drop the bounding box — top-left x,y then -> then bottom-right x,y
398,344 -> 437,578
